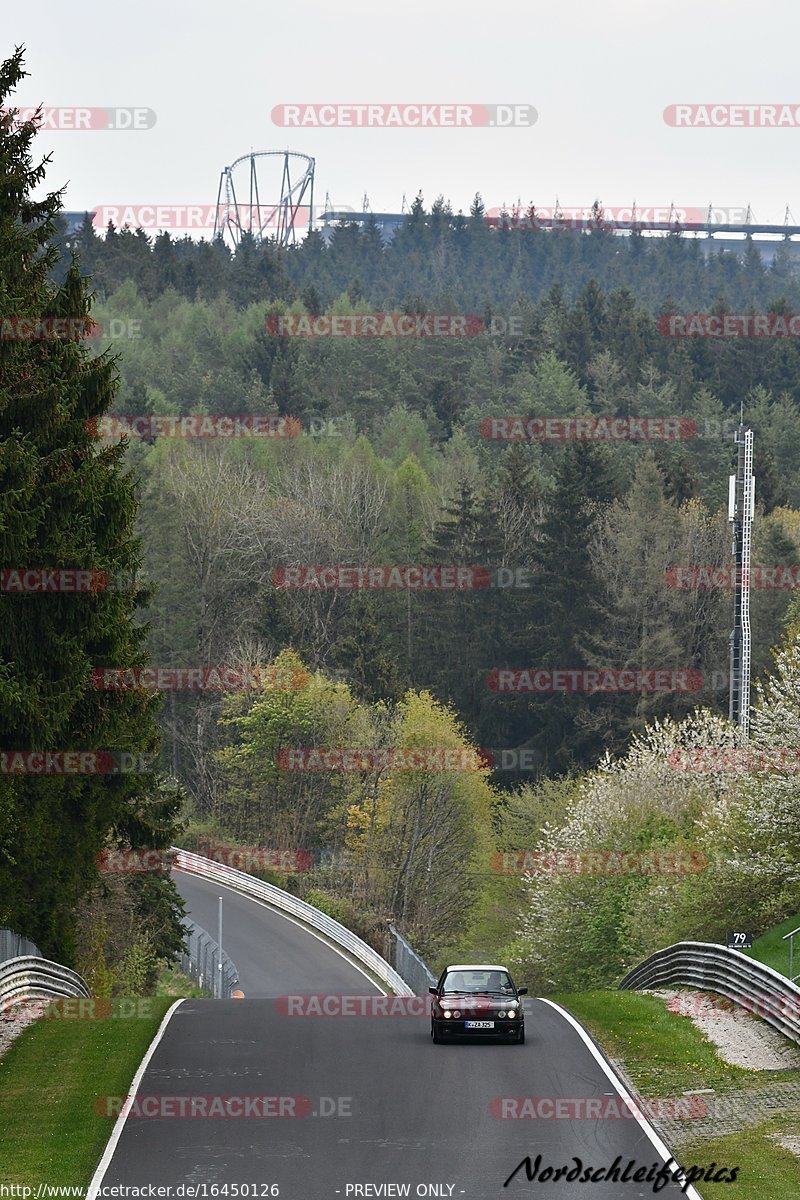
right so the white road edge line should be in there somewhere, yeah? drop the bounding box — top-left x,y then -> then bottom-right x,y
175,868 -> 388,997
87,876 -> 389,1193
539,998 -> 704,1200
86,998 -> 185,1200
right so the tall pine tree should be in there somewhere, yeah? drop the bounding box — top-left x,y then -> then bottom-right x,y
524,441 -> 619,772
0,49 -> 177,959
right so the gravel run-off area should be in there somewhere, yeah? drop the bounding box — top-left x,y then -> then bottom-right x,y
632,988 -> 800,1152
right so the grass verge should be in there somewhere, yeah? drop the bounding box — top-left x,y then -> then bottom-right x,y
0,997 -> 175,1187
550,990 -> 764,1096
745,912 -> 800,977
550,990 -> 800,1198
682,1126 -> 800,1197
156,962 -> 205,998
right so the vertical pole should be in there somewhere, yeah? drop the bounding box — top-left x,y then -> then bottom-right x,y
791,932 -> 794,982
728,425 -> 754,735
213,171 -> 224,242
217,897 -> 223,999
170,690 -> 178,776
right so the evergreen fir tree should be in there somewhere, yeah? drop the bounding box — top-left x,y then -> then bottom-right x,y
0,49 -> 175,959
524,442 -> 619,772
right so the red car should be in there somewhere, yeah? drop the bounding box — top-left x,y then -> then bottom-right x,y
429,963 -> 527,1043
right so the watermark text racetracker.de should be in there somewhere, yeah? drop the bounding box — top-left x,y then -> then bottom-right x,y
272,565 -> 536,590
485,205 -> 754,231
0,997 -> 156,1021
491,850 -> 708,875
666,565 -> 800,590
664,102 -> 800,127
492,1096 -> 709,1121
275,994 -> 430,1017
0,1188 -> 279,1199
271,103 -> 536,127
273,565 -> 484,590
94,1094 -> 352,1118
663,990 -> 800,1021
91,204 -> 308,234
0,751 -> 156,775
3,106 -> 156,130
659,313 -> 800,338
479,416 -> 695,441
264,313 -> 523,338
88,415 -> 299,440
667,747 -> 800,773
90,666 -> 309,691
0,317 -> 142,341
274,993 -> 519,1019
86,416 -> 338,442
94,846 -> 310,874
275,747 -> 486,772
1,569 -> 144,594
487,669 -> 704,694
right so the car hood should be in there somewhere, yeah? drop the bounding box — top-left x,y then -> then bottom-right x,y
436,993 -> 517,1008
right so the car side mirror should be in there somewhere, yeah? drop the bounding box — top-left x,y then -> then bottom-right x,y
429,987 -> 438,995
517,987 -> 528,995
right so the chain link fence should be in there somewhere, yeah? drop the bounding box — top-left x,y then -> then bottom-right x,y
0,927 -> 42,965
178,918 -> 240,998
389,924 -> 436,994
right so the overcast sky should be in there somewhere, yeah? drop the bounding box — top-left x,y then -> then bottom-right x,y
12,1 -> 800,234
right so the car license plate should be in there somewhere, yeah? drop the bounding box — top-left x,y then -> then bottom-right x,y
465,1020 -> 494,1029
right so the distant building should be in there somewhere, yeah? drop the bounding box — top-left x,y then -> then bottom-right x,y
317,207 -> 800,262
695,235 -> 800,264
61,211 -> 95,236
317,210 -> 406,245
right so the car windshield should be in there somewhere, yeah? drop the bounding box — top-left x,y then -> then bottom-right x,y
442,970 -> 514,994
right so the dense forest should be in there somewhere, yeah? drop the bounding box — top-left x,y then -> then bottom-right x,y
56,199 -> 800,318
3,48 -> 800,991
79,217 -> 800,789
85,205 -> 800,980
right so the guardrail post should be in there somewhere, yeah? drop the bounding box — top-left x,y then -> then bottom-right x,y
783,924 -> 800,982
217,897 -> 223,1000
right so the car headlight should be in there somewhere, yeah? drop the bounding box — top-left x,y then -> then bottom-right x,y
452,1010 -> 461,1018
443,1010 -> 451,1018
497,1010 -> 506,1018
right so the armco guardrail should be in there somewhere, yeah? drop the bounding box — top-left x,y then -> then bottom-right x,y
172,848 -> 413,996
620,940 -> 800,1046
0,955 -> 91,1011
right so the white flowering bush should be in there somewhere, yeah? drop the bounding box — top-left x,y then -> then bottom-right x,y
510,644 -> 800,990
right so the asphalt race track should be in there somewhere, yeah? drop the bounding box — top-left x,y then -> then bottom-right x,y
90,870 -> 708,1199
173,871 -> 370,998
